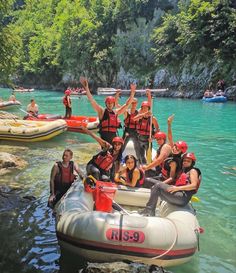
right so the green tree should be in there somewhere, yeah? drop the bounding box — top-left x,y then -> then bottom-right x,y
0,0 -> 21,85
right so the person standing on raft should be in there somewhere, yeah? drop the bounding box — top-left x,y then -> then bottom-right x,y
63,89 -> 72,119
80,77 -> 136,145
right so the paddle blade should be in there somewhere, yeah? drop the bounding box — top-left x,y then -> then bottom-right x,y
191,196 -> 200,202
146,146 -> 152,164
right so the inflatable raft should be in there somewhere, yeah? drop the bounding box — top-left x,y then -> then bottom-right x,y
0,100 -> 21,110
202,95 -> 227,103
0,119 -> 67,142
55,181 -> 202,267
26,114 -> 99,133
13,88 -> 34,92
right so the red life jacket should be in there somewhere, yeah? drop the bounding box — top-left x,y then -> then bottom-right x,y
125,168 -> 144,187
137,116 -> 151,136
124,110 -> 138,130
54,161 -> 75,192
175,172 -> 188,186
100,109 -> 121,133
63,96 -> 70,107
175,167 -> 202,193
93,150 -> 115,171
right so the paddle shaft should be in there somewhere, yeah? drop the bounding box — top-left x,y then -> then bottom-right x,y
147,97 -> 153,164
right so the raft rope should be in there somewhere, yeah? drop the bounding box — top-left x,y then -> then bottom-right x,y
150,217 -> 178,260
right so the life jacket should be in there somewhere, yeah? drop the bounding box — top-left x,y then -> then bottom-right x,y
137,116 -> 152,136
124,110 -> 138,130
161,155 -> 182,180
93,150 -> 115,172
63,96 -> 70,107
175,167 -> 202,193
125,168 -> 144,187
99,109 -> 121,133
54,161 -> 75,191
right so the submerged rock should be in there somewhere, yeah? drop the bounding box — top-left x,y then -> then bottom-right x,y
0,185 -> 36,212
0,152 -> 27,175
80,262 -> 172,273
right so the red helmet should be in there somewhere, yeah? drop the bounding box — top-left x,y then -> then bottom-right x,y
64,89 -> 71,95
175,141 -> 188,154
105,96 -> 115,104
183,152 -> 196,162
141,101 -> 150,108
112,137 -> 124,145
154,131 -> 166,140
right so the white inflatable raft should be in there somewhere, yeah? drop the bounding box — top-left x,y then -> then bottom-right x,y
0,100 -> 21,110
55,181 -> 202,267
0,119 -> 67,142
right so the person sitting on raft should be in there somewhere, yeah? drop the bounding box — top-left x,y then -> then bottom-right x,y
81,127 -> 124,181
48,149 -> 84,208
203,89 -> 214,98
80,77 -> 136,145
114,155 -> 144,187
140,152 -> 201,216
133,100 -> 160,164
9,92 -> 16,102
143,114 -> 188,189
24,99 -> 39,119
142,130 -> 172,179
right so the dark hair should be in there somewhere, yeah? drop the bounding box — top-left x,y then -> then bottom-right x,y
124,155 -> 137,169
63,149 -> 73,157
30,99 -> 35,102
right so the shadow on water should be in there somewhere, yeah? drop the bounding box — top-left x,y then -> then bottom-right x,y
58,249 -> 87,273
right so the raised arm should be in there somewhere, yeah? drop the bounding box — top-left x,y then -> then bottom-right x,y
115,84 -> 136,115
80,77 -> 104,119
146,89 -> 152,106
115,90 -> 121,108
167,114 -> 175,148
80,126 -> 111,149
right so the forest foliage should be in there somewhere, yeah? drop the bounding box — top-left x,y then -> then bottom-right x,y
0,0 -> 235,88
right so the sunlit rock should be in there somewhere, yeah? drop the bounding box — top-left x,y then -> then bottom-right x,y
0,152 -> 27,175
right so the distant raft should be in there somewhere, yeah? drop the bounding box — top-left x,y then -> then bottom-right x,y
202,95 -> 227,103
13,88 -> 34,92
0,119 -> 67,142
0,101 -> 21,110
26,114 -> 99,133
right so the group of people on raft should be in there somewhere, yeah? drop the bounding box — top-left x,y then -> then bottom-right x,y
48,78 -> 201,217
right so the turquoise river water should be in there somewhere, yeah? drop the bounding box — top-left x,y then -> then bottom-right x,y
0,88 -> 235,273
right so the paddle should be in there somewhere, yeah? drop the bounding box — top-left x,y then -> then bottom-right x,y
191,196 -> 200,202
146,97 -> 153,164
18,107 -> 39,119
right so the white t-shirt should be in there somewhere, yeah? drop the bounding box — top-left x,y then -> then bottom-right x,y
27,103 -> 39,113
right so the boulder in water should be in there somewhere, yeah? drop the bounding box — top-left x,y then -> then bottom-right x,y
0,152 -> 27,175
80,262 -> 172,273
